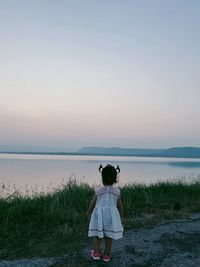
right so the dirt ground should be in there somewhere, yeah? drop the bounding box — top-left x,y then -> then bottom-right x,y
1,213 -> 200,267
79,213 -> 200,267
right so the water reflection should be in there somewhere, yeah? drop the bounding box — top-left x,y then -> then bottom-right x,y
168,162 -> 200,168
0,154 -> 200,191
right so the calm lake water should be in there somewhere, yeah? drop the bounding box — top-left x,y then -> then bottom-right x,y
0,153 -> 200,192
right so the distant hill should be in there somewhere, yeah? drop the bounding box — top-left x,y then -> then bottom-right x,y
162,147 -> 200,158
1,145 -> 200,158
77,146 -> 200,158
78,146 -> 165,156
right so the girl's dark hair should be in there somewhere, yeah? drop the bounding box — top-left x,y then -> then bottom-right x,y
99,164 -> 120,185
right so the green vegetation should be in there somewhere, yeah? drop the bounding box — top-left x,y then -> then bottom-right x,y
0,179 -> 200,260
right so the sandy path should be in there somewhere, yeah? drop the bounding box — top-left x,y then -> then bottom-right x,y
82,213 -> 200,267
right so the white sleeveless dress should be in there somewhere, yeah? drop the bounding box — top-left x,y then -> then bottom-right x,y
88,186 -> 123,240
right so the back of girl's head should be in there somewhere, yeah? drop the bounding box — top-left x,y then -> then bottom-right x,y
99,164 -> 120,185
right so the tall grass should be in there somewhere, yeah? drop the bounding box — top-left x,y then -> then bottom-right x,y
0,179 -> 93,259
0,179 -> 200,259
121,179 -> 200,216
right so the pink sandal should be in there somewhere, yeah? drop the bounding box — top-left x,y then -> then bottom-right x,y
91,250 -> 101,260
102,254 -> 111,262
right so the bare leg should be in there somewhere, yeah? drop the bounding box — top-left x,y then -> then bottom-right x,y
104,237 -> 112,256
93,236 -> 100,252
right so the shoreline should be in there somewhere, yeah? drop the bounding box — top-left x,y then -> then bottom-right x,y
1,151 -> 200,159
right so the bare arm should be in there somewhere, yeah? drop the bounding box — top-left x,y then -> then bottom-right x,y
117,196 -> 124,219
87,195 -> 97,217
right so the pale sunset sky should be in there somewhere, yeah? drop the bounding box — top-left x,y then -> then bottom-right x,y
0,0 -> 200,151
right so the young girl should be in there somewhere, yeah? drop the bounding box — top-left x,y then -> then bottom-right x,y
87,164 -> 124,262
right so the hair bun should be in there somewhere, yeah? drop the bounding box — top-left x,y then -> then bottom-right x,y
116,165 -> 120,173
99,164 -> 103,173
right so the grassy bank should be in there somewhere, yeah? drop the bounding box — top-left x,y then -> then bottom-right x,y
0,179 -> 200,260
